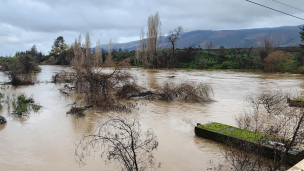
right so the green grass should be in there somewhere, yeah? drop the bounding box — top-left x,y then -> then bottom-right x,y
197,122 -> 266,143
294,98 -> 304,101
198,122 -> 231,132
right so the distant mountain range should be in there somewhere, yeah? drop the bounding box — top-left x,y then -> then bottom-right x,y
100,25 -> 304,51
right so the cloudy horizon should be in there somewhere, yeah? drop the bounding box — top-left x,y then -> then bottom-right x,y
1,0 -> 304,56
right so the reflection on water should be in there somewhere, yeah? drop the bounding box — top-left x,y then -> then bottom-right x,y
0,65 -> 304,170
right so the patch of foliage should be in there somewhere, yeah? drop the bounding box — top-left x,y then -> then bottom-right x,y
118,46 -> 304,73
10,93 -> 41,115
114,51 -> 136,64
0,92 -> 4,109
294,97 -> 304,102
0,57 -> 12,63
263,51 -> 295,72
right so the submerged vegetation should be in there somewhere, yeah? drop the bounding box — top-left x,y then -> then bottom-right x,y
0,54 -> 41,85
10,93 -> 41,116
62,33 -> 137,112
66,105 -> 93,117
0,93 -> 41,117
0,92 -> 41,119
0,92 -> 4,109
55,33 -> 214,114
153,81 -> 213,102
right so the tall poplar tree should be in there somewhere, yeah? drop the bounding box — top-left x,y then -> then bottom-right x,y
300,26 -> 304,50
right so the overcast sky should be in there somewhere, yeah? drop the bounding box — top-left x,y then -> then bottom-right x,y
1,0 -> 304,56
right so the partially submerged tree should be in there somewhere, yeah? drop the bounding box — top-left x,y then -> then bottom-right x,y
124,81 -> 214,103
0,54 -> 41,85
60,33 -> 136,112
154,81 -> 213,102
59,32 -> 214,113
75,115 -> 159,171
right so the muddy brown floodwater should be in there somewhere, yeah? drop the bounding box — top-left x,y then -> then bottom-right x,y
0,65 -> 304,171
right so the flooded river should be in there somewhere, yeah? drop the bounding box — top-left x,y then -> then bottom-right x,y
0,65 -> 303,171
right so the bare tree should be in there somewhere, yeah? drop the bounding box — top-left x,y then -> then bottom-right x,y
136,13 -> 161,68
127,81 -> 214,103
139,28 -> 146,66
155,81 -> 213,102
206,40 -> 214,50
146,12 -> 161,68
64,33 -> 136,112
214,90 -> 304,170
58,32 -> 214,113
75,114 -> 159,171
135,46 -> 140,66
94,40 -> 103,67
257,37 -> 274,62
263,37 -> 274,55
167,26 -> 183,68
105,39 -> 115,67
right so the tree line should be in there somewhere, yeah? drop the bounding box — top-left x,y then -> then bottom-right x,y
2,12 -> 304,74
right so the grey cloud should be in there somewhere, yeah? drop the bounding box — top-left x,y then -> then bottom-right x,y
1,0 -> 304,56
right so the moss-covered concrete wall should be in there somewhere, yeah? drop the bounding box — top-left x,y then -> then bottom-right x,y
195,122 -> 304,165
